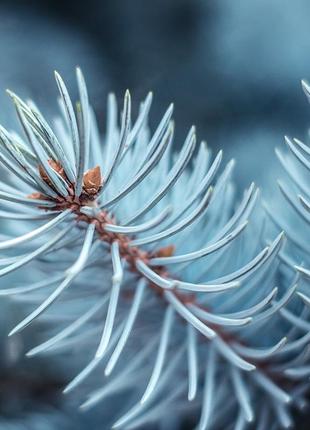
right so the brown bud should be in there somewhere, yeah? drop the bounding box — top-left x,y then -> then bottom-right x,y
28,192 -> 46,200
38,159 -> 67,186
38,165 -> 50,184
48,160 -> 66,179
83,166 -> 103,195
154,245 -> 175,258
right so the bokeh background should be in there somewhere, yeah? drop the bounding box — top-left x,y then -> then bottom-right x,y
1,0 -> 310,190
0,0 -> 310,428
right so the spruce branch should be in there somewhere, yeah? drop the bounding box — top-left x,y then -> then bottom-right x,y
0,69 -> 307,429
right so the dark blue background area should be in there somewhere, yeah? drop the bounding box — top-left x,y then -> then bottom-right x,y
1,0 -> 310,191
0,0 -> 309,428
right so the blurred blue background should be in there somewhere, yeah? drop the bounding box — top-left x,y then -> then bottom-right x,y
1,0 -> 310,190
0,0 -> 310,428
